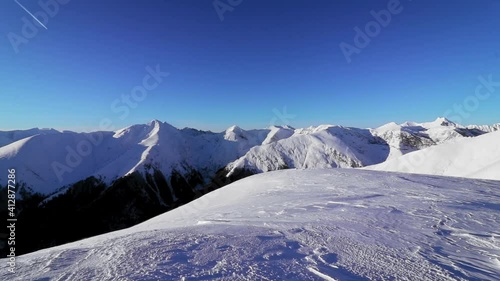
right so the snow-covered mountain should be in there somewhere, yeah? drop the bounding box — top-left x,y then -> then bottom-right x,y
0,118 -> 497,195
365,130 -> 500,181
226,125 -> 391,177
4,169 -> 498,280
466,123 -> 500,133
0,128 -> 59,147
0,120 -> 270,195
2,118 -> 498,259
224,117 -> 495,177
261,125 -> 295,145
370,117 -> 475,159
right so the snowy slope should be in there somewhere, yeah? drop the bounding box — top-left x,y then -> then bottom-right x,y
0,128 -> 59,147
466,123 -> 500,133
3,169 -> 499,280
226,126 -> 390,176
225,118 -> 494,177
369,117 -> 488,159
365,130 -> 500,181
262,125 -> 295,145
1,118 -> 496,195
0,131 -> 117,194
0,120 -> 269,195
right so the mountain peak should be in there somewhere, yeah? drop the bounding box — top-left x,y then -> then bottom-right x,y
268,125 -> 295,130
226,125 -> 242,131
400,118 -> 459,128
376,122 -> 401,131
148,119 -> 163,126
433,117 -> 456,127
224,125 -> 248,141
146,119 -> 179,131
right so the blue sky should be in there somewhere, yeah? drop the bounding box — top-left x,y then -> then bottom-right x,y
1,0 -> 500,132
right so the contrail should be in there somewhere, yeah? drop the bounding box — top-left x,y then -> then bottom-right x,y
14,0 -> 48,30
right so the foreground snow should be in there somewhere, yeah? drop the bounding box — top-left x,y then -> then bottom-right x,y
365,130 -> 500,181
3,169 -> 499,280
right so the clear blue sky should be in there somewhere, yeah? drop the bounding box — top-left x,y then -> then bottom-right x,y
1,0 -> 500,132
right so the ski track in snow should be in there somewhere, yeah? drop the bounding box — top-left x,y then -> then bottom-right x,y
2,169 -> 500,280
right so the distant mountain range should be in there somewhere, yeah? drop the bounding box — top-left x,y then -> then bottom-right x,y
1,117 -> 498,196
0,118 -> 498,255
365,129 -> 500,180
0,120 -> 268,195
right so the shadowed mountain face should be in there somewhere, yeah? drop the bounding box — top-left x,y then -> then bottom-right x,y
0,118 -> 498,255
1,167 -> 255,256
2,170 -> 201,256
0,120 -> 269,195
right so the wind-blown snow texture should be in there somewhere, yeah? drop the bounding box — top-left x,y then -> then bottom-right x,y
3,169 -> 499,281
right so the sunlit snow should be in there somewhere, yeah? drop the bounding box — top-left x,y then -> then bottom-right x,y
4,169 -> 498,280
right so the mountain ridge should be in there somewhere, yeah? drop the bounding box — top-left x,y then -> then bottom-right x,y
223,117 -> 498,178
1,117 -> 498,256
365,130 -> 500,180
1,117 -> 499,196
